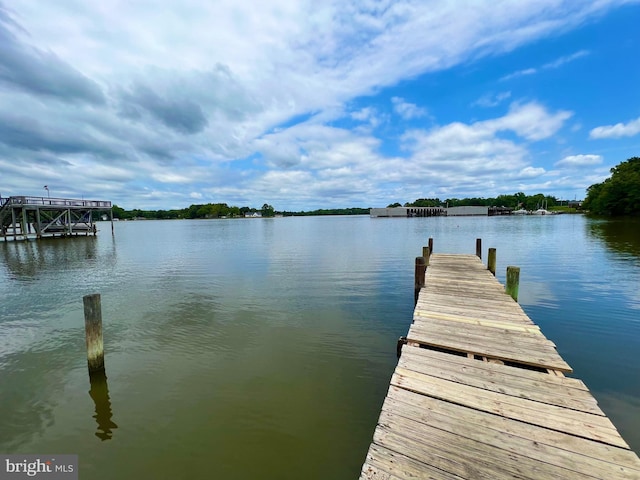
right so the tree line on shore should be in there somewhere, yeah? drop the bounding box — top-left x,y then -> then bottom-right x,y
110,203 -> 370,220
389,192 -> 569,211
111,203 -> 276,220
583,157 -> 639,216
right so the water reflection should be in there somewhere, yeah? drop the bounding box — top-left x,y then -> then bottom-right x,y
586,218 -> 640,258
0,237 -> 99,280
88,370 -> 118,441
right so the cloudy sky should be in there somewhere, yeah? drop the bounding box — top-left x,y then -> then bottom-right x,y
1,1 -> 639,210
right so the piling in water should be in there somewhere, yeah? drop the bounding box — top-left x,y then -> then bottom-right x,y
476,238 -> 482,258
506,266 -> 520,302
83,293 -> 105,373
488,248 -> 496,276
428,237 -> 434,254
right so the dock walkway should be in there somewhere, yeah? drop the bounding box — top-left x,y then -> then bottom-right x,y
360,253 -> 640,479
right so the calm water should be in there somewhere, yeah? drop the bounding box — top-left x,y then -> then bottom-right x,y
1,215 -> 639,478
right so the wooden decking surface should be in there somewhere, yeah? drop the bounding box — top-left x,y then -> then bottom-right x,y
360,254 -> 640,479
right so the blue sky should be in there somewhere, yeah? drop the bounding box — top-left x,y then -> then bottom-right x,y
0,1 -> 639,210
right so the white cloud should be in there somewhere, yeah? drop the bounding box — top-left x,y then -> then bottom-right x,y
555,154 -> 603,168
351,108 -> 375,122
350,107 -> 383,128
543,50 -> 590,69
500,68 -> 537,81
482,102 -> 572,141
589,117 -> 640,139
391,97 -> 427,119
178,100 -> 574,208
472,91 -> 511,107
151,172 -> 194,184
517,166 -> 546,178
501,50 -> 589,81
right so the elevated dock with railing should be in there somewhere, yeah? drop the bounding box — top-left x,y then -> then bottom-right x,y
360,241 -> 640,479
0,195 -> 112,241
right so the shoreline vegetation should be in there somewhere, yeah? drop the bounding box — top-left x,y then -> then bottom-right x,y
583,157 -> 639,216
110,203 -> 372,220
111,192 -> 579,220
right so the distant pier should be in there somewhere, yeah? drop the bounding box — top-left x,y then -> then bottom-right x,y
370,206 -> 513,217
0,195 -> 112,241
360,245 -> 640,479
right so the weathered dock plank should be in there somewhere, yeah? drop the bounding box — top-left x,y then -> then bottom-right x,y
398,348 -> 601,414
391,366 -> 626,447
407,323 -> 572,372
385,387 -> 640,473
360,252 -> 640,479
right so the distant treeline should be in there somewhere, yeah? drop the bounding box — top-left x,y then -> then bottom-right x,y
111,203 -> 276,219
389,192 -> 575,211
109,203 -> 370,220
280,207 -> 370,216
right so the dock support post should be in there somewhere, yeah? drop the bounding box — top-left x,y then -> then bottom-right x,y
506,266 -> 520,302
415,257 -> 427,305
428,237 -> 433,254
397,336 -> 407,357
110,208 -> 114,236
11,208 -> 17,240
22,208 -> 30,236
83,293 -> 105,373
488,248 -> 496,276
422,246 -> 430,265
35,207 -> 42,239
476,238 -> 482,258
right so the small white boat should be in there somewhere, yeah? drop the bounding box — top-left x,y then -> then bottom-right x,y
513,208 -> 528,215
531,200 -> 554,215
532,209 -> 550,215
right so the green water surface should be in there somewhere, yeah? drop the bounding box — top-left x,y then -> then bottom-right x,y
1,215 -> 638,478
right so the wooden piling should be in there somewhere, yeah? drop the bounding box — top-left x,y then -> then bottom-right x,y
11,208 -> 17,240
488,248 -> 496,276
396,336 -> 407,358
83,293 -> 105,373
428,237 -> 433,254
422,246 -> 430,265
506,266 -> 520,302
414,257 -> 427,305
476,238 -> 482,258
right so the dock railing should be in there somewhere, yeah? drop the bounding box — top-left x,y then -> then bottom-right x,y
4,196 -> 111,208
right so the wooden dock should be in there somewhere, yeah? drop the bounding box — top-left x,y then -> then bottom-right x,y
360,252 -> 640,479
0,195 -> 112,241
